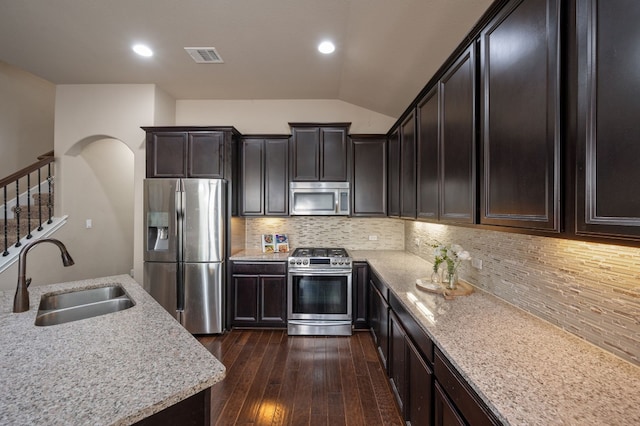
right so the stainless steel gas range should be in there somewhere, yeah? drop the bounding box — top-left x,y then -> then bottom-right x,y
287,247 -> 353,336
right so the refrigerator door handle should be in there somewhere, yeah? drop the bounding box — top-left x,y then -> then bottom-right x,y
175,181 -> 185,263
176,261 -> 185,312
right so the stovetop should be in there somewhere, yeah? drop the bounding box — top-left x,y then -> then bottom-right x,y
292,247 -> 349,258
288,247 -> 351,269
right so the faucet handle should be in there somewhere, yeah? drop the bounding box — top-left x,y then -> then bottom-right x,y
26,278 -> 32,288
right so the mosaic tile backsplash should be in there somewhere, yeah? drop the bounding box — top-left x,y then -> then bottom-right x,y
245,217 -> 404,251
405,221 -> 640,366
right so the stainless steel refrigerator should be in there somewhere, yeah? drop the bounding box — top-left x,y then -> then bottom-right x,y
143,178 -> 225,334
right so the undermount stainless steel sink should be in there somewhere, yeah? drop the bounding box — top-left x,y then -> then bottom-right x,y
35,285 -> 134,326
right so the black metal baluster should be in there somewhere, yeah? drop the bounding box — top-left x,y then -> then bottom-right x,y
2,186 -> 8,256
37,168 -> 43,231
26,173 -> 33,239
47,163 -> 53,224
14,180 -> 21,248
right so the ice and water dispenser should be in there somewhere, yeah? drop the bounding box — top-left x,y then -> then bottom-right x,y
147,211 -> 170,251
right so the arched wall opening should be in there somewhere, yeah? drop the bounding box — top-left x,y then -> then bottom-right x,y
58,136 -> 135,280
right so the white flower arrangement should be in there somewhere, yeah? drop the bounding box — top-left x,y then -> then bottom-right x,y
432,242 -> 471,279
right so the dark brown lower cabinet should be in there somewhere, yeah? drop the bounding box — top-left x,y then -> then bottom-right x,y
389,312 -> 408,415
230,262 -> 287,328
408,337 -> 433,425
134,388 -> 210,425
352,262 -> 369,329
389,306 -> 433,425
434,382 -> 465,426
434,348 -> 501,426
369,274 -> 389,370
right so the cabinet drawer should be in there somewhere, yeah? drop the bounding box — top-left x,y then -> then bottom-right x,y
232,261 -> 286,275
434,348 -> 499,426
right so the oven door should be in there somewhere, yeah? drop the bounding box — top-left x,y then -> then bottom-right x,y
287,269 -> 352,321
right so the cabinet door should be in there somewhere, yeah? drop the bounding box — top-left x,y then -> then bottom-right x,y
291,127 -> 320,181
320,127 -> 348,181
401,112 -> 417,219
264,139 -> 289,215
352,137 -> 387,216
146,132 -> 188,178
259,276 -> 286,325
240,139 -> 264,215
389,312 -> 408,419
417,86 -> 440,220
369,280 -> 389,370
434,382 -> 465,426
388,129 -> 401,217
480,0 -> 560,230
576,0 -> 640,239
231,275 -> 259,324
352,262 -> 369,329
188,132 -> 224,178
440,46 -> 476,223
408,337 -> 433,426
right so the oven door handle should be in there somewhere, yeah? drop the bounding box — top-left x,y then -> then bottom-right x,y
288,270 -> 352,276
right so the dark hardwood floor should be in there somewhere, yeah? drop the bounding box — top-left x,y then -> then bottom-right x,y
197,330 -> 404,426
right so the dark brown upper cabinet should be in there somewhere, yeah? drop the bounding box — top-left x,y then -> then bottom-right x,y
417,86 -> 440,221
144,127 -> 238,179
240,136 -> 289,216
440,45 -> 476,224
146,131 -> 222,178
387,128 -> 401,217
400,112 -> 417,219
350,135 -> 387,217
575,0 -> 640,240
480,0 -> 561,231
289,123 -> 350,182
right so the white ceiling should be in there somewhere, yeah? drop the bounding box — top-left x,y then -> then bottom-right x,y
0,0 -> 494,118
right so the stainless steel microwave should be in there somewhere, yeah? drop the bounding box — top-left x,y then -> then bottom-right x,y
289,182 -> 350,216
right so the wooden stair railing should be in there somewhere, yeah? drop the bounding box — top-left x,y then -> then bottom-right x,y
1,151 -> 55,256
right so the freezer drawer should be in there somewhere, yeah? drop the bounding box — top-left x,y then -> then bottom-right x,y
181,262 -> 224,334
144,262 -> 178,320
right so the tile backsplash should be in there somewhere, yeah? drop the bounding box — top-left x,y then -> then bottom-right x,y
245,217 -> 404,251
405,221 -> 640,366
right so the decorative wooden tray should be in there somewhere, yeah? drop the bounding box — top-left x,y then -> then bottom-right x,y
415,278 -> 474,300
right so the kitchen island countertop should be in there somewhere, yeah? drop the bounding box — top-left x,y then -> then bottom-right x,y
0,274 -> 225,425
350,250 -> 640,425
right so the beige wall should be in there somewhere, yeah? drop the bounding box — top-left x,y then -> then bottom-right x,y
176,99 -> 395,134
0,85 -> 175,290
0,61 -> 55,175
405,221 -> 640,366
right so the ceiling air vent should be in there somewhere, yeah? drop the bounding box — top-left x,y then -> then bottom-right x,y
184,47 -> 224,63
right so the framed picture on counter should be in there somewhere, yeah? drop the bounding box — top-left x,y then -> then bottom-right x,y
261,234 -> 289,253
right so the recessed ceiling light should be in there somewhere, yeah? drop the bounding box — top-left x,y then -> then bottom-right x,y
132,44 -> 153,57
318,41 -> 335,54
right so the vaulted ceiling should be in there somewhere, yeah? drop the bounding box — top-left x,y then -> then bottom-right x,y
0,0 -> 493,118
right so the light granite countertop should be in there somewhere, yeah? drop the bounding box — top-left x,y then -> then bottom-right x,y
0,274 -> 225,426
229,249 -> 291,261
350,250 -> 640,426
